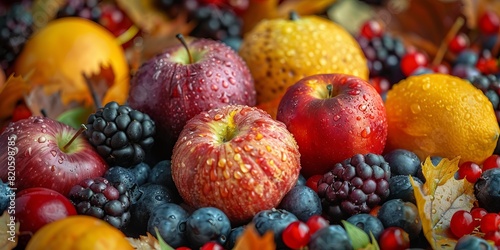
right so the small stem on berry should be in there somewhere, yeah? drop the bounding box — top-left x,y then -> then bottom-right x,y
432,17 -> 465,67
63,124 -> 87,151
176,34 -> 193,64
327,84 -> 333,98
40,109 -> 47,117
83,73 -> 102,110
289,11 -> 299,21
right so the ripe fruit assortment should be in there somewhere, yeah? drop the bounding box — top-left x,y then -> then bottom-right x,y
1,1 -> 500,250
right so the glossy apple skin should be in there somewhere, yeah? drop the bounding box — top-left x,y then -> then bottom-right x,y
15,187 -> 77,235
277,74 -> 388,177
0,116 -> 108,196
172,105 -> 300,224
128,38 -> 256,156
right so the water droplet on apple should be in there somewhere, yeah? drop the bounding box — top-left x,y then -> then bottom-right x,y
222,81 -> 229,88
152,71 -> 161,80
228,77 -> 236,85
222,97 -> 229,103
206,71 -> 213,77
358,104 -> 367,111
348,90 -> 360,95
211,84 -> 219,91
50,166 -> 55,172
363,94 -> 369,101
356,116 -> 361,121
58,156 -> 64,164
37,136 -> 46,143
41,129 -> 47,133
33,118 -> 44,123
333,115 -> 341,121
50,150 -> 57,157
361,127 -> 371,138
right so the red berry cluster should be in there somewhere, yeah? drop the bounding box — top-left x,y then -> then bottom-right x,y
450,207 -> 500,246
281,215 -> 329,249
456,154 -> 500,183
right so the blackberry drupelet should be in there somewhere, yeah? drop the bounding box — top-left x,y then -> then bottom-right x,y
68,177 -> 132,229
188,4 -> 243,42
56,0 -> 102,22
317,153 -> 391,223
0,2 -> 33,71
85,101 -> 156,167
357,33 -> 406,85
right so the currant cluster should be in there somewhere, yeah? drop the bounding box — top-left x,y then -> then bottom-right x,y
450,207 -> 500,246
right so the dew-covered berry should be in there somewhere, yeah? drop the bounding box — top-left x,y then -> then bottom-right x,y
186,207 -> 231,249
147,202 -> 189,248
308,225 -> 353,250
278,185 -> 322,222
130,162 -> 151,186
384,149 -> 420,176
388,175 -> 423,204
104,166 -> 137,190
454,235 -> 495,250
346,213 -> 385,240
225,226 -> 245,250
377,199 -> 422,239
475,168 -> 500,212
252,208 -> 299,250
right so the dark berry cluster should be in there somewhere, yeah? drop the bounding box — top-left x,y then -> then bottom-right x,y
0,2 -> 33,71
85,101 -> 155,167
68,177 -> 131,229
317,153 -> 391,223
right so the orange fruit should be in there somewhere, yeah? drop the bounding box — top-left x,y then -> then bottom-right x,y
14,17 -> 129,106
239,14 -> 368,107
385,73 -> 500,164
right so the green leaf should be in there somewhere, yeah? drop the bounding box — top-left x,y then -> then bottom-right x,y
56,106 -> 94,129
155,227 -> 174,250
342,220 -> 370,249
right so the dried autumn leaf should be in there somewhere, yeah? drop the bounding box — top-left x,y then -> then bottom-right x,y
233,224 -> 275,250
0,211 -> 19,250
0,74 -> 32,121
125,232 -> 161,250
25,85 -> 82,119
410,157 -> 476,249
82,63 -> 116,109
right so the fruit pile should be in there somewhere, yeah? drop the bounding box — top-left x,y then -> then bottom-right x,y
1,0 -> 500,249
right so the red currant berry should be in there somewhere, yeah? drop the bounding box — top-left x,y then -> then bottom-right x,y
457,161 -> 483,183
369,77 -> 391,94
448,33 -> 470,54
431,63 -> 450,74
306,175 -> 323,193
401,51 -> 429,76
484,231 -> 500,246
360,20 -> 383,39
378,227 -> 410,250
176,247 -> 192,250
470,207 -> 488,227
450,210 -> 475,238
479,11 -> 500,35
306,215 -> 329,235
481,213 -> 500,234
200,241 -> 224,250
483,155 -> 500,171
282,221 -> 311,249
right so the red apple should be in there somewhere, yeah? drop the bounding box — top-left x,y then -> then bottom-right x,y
0,116 -> 108,195
277,74 -> 387,177
128,35 -> 256,156
171,105 -> 300,224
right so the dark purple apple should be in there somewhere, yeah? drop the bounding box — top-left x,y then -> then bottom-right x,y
128,35 -> 256,156
0,116 -> 108,196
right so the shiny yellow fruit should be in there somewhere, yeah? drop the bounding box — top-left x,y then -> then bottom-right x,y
385,73 -> 500,164
14,17 -> 129,106
26,215 -> 133,250
239,14 -> 368,105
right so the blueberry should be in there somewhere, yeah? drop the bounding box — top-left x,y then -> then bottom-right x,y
104,166 -> 136,190
455,235 -> 494,250
295,174 -> 307,186
148,160 -> 175,190
278,185 -> 322,222
388,175 -> 423,204
186,207 -> 231,249
455,49 -> 479,66
452,64 -> 481,80
147,203 -> 189,248
377,199 -> 422,239
308,225 -> 353,250
129,184 -> 177,234
0,181 -> 12,213
225,226 -> 245,249
384,149 -> 420,176
411,67 -> 433,76
252,208 -> 298,249
130,162 -> 151,186
346,213 -> 384,240
475,168 -> 500,212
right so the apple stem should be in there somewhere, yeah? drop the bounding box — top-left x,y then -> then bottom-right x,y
289,11 -> 299,21
327,84 -> 333,98
40,109 -> 47,117
63,124 -> 87,151
176,34 -> 193,64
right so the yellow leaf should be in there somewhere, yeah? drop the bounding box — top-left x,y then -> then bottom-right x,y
0,211 -> 19,250
410,157 -> 476,249
125,232 -> 161,250
233,224 -> 275,250
0,74 -> 32,121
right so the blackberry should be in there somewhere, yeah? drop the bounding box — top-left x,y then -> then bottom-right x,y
357,33 -> 406,85
252,208 -> 298,250
56,0 -> 102,22
85,101 -> 156,167
278,185 -> 322,222
188,4 -> 243,42
186,207 -> 232,249
68,177 -> 131,229
147,203 -> 189,248
0,2 -> 33,71
317,153 -> 391,223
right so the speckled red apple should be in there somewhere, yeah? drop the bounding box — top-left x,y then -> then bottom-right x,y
171,105 -> 300,224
